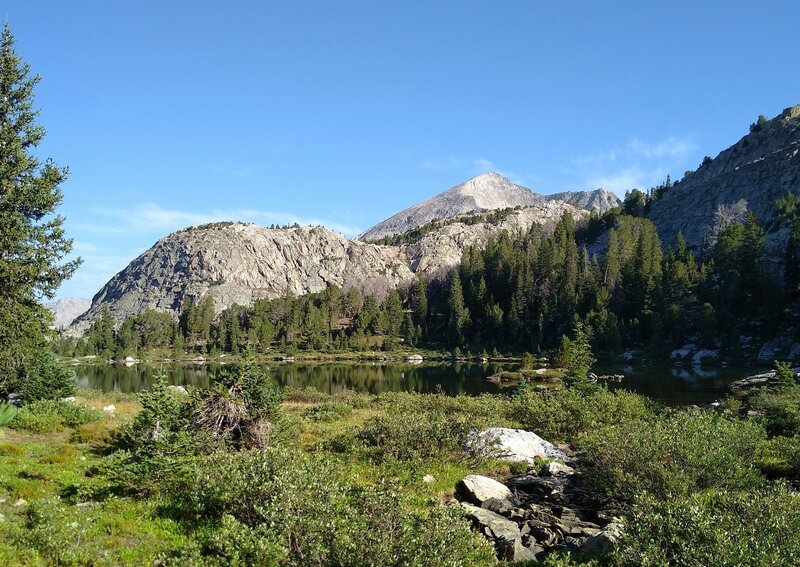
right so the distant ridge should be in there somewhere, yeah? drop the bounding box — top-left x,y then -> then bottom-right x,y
358,172 -> 619,241
546,189 -> 620,214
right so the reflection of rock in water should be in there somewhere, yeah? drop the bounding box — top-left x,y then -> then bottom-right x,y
691,367 -> 720,379
670,367 -> 720,382
671,368 -> 694,381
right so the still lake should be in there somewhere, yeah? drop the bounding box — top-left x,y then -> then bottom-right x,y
73,361 -> 765,405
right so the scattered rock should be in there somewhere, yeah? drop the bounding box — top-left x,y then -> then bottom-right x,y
103,404 -> 116,414
465,427 -> 567,464
758,338 -> 790,362
670,344 -> 696,360
692,349 -> 719,366
580,520 -> 624,555
461,502 -> 521,542
13,498 -> 27,507
544,462 -> 575,476
405,354 -> 424,363
422,474 -> 436,484
456,469 -> 619,562
168,385 -> 189,396
62,396 -> 76,403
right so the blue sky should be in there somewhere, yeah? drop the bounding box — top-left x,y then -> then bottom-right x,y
4,1 -> 799,299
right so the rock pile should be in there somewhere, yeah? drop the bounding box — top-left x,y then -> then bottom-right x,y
456,470 -> 622,561
457,428 -> 622,561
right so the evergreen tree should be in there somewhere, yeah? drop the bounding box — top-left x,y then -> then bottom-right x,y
563,321 -> 596,392
447,271 -> 470,346
0,25 -> 81,398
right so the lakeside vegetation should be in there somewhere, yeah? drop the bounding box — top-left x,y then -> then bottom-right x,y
2,361 -> 800,565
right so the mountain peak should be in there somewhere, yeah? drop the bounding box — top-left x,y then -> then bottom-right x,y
358,173 -> 545,241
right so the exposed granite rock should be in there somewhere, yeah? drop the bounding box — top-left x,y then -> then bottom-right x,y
404,203 -> 587,276
72,206 -> 586,331
359,172 -> 611,242
647,105 -> 800,262
546,189 -> 621,213
359,172 -> 548,241
72,224 -> 414,331
465,427 -> 568,464
46,297 -> 91,329
457,474 -> 515,506
456,469 -> 620,562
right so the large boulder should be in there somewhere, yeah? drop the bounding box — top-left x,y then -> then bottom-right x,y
465,427 -> 566,464
457,474 -> 514,505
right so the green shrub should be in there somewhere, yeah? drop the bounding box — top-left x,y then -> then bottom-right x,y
167,448 -> 495,567
511,387 -> 658,443
303,400 -> 353,422
101,374 -> 196,495
577,409 -> 766,503
10,400 -> 102,433
283,385 -> 329,403
615,486 -> 800,565
756,435 -> 800,479
0,400 -> 18,426
356,411 -> 472,461
748,386 -> 800,437
11,352 -> 76,402
189,360 -> 285,451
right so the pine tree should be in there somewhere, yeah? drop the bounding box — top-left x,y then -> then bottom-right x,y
0,25 -> 81,398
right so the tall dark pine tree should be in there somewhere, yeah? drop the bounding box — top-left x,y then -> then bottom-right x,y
0,24 -> 81,398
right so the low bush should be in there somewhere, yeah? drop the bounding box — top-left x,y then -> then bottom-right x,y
756,434 -> 800,479
748,386 -> 800,437
303,400 -> 353,422
166,447 -> 495,567
11,400 -> 102,433
615,485 -> 800,565
511,387 -> 659,443
577,409 -> 766,503
356,411 -> 472,461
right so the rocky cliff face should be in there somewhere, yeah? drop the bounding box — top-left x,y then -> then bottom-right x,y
72,202 -> 585,330
647,105 -> 800,259
46,297 -> 91,329
72,223 -> 414,331
546,189 -> 620,213
405,202 -> 587,276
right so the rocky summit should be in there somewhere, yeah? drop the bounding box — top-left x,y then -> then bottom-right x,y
358,172 -> 618,242
647,105 -> 800,259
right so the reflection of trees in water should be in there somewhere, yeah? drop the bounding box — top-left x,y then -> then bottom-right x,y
74,363 -> 508,396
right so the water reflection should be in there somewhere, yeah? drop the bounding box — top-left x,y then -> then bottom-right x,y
74,362 -> 509,397
603,363 -> 763,404
74,361 -> 766,405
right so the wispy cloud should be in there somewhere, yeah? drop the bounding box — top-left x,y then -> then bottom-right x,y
566,135 -> 695,194
87,202 -> 362,238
